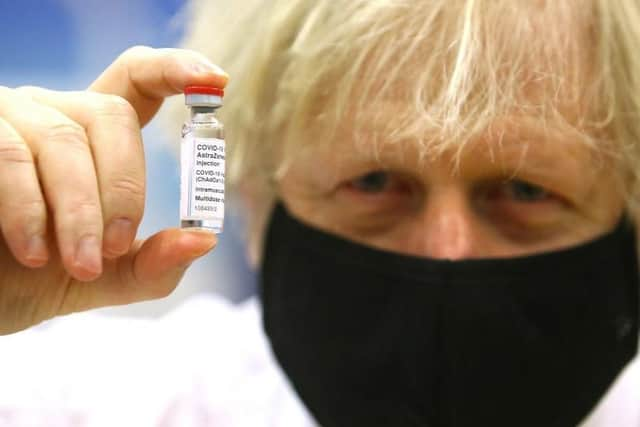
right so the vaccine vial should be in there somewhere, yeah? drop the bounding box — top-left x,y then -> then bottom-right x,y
180,85 -> 225,232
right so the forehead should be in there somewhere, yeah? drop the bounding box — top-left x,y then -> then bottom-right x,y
308,105 -> 602,190
282,0 -> 602,169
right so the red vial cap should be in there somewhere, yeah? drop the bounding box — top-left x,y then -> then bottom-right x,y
184,85 -> 224,97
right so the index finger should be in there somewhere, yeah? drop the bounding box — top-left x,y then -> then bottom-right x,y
88,46 -> 229,126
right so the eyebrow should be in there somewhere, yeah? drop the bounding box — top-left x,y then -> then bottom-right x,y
332,116 -> 603,203
459,120 -> 602,203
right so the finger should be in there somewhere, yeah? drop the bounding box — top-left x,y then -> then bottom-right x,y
0,117 -> 49,267
19,87 -> 145,259
59,228 -> 218,313
0,87 -> 103,281
89,46 -> 229,126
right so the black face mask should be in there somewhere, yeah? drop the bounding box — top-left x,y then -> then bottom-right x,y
260,203 -> 639,427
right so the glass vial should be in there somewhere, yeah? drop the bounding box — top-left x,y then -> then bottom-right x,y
180,85 -> 225,232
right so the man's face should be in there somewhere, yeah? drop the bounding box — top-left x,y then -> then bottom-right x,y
276,100 -> 626,260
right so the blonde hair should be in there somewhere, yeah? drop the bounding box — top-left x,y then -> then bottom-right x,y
164,0 -> 640,262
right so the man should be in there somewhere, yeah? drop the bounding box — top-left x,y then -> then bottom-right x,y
0,0 -> 639,425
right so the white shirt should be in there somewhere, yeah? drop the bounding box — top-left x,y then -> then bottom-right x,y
0,295 -> 637,427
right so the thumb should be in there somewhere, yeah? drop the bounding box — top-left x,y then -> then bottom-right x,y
60,228 -> 217,314
133,228 -> 217,285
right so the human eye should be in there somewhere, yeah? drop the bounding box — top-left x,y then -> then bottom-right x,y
343,170 -> 414,199
478,178 -> 570,236
332,169 -> 418,228
348,171 -> 393,193
500,180 -> 552,203
482,179 -> 562,209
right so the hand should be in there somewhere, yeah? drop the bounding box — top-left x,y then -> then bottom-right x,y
0,46 -> 229,335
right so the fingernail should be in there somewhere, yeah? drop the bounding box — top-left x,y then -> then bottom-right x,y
74,235 -> 102,275
190,59 -> 229,79
25,235 -> 48,264
179,228 -> 218,271
104,218 -> 134,257
177,230 -> 217,269
182,229 -> 218,255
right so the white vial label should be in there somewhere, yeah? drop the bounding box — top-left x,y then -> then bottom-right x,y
180,136 -> 225,229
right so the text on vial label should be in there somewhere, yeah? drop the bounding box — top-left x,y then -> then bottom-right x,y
181,137 -> 225,220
